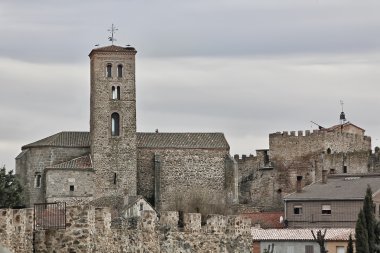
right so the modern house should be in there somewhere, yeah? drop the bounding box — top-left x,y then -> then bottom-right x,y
283,173 -> 380,228
251,228 -> 354,253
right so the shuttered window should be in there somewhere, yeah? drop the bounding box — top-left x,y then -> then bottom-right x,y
305,245 -> 314,253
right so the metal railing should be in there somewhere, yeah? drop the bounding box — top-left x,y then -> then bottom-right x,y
33,202 -> 66,231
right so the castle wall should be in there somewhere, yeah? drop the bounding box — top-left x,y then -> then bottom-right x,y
0,206 -> 252,253
45,169 -> 94,205
15,146 -> 90,206
323,151 -> 370,174
236,130 -> 372,211
269,130 -> 371,162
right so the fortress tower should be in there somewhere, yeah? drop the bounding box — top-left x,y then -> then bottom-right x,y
89,45 -> 138,199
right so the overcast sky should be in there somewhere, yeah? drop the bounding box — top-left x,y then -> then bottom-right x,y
1,0 -> 380,170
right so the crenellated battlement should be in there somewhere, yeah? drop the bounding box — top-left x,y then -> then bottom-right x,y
234,149 -> 270,162
0,205 -> 253,253
269,129 -> 371,140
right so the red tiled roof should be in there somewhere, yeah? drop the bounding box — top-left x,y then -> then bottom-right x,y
89,45 -> 136,57
251,228 -> 355,241
241,212 -> 284,229
322,122 -> 365,132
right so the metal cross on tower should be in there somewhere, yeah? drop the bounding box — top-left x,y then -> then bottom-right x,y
108,24 -> 118,45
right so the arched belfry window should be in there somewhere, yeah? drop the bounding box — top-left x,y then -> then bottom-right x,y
117,64 -> 123,78
111,113 -> 120,136
112,86 -> 121,100
106,64 -> 112,78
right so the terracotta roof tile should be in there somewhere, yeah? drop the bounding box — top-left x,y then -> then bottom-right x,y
241,212 -> 284,229
22,132 -> 230,150
251,228 -> 355,241
22,131 -> 89,149
137,132 -> 230,149
89,45 -> 136,57
47,154 -> 92,170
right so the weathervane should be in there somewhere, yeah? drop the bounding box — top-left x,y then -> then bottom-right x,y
108,24 -> 118,45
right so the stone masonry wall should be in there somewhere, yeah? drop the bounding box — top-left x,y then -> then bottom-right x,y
0,208 -> 33,253
269,130 -> 371,161
16,146 -> 90,206
90,50 -> 137,200
0,206 -> 252,253
45,169 -> 95,205
139,148 -> 230,211
323,150 -> 370,174
236,130 -> 372,210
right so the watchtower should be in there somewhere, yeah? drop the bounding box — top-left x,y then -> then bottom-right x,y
89,45 -> 138,199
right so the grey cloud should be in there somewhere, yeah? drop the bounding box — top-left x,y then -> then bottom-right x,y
1,0 -> 380,170
1,1 -> 380,63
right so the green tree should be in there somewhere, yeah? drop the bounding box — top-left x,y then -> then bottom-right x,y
347,233 -> 354,253
0,166 -> 24,208
363,185 -> 376,252
356,209 -> 369,253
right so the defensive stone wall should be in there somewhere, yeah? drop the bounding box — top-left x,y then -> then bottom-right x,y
0,205 -> 252,253
236,130 -> 372,210
269,130 -> 371,161
323,150 -> 371,174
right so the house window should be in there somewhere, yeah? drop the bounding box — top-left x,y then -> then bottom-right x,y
293,205 -> 303,215
336,246 -> 345,253
113,173 -> 117,185
111,113 -> 120,136
35,174 -> 42,188
69,185 -> 75,191
117,64 -> 123,78
106,64 -> 112,77
305,245 -> 314,253
140,203 -> 143,211
343,166 -> 347,173
322,204 -> 331,215
112,86 -> 120,100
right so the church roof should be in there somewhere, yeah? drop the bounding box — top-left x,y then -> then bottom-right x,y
46,154 -> 92,170
137,132 -> 230,149
89,45 -> 136,57
22,131 -> 89,149
22,132 -> 230,150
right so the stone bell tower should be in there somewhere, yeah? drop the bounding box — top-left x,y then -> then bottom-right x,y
89,45 -> 137,199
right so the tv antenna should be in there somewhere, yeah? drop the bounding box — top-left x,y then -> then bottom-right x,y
108,24 -> 118,45
310,121 -> 325,130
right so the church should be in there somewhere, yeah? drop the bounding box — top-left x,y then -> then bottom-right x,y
16,44 -> 239,213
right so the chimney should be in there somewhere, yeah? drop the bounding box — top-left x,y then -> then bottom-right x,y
296,176 -> 303,193
322,170 -> 328,184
